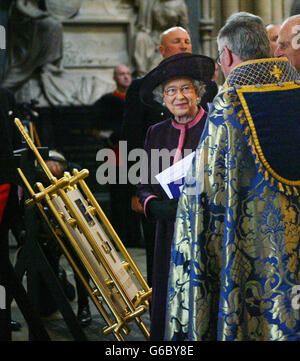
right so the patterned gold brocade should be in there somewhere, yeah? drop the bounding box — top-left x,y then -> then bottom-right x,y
224,57 -> 299,87
165,59 -> 300,341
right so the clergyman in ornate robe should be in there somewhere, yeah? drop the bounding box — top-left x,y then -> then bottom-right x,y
165,58 -> 300,341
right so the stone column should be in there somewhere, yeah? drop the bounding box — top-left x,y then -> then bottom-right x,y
184,0 -> 201,54
254,0 -> 272,24
199,0 -> 215,57
190,0 -> 294,62
272,0 -> 284,24
286,0 -> 296,17
239,0 -> 254,13
222,0 -> 240,19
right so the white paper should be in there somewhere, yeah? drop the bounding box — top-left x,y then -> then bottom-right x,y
155,152 -> 195,199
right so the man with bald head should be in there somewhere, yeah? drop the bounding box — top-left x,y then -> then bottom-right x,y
274,15 -> 300,73
266,24 -> 281,56
93,64 -> 132,142
113,64 -> 132,94
158,26 -> 192,58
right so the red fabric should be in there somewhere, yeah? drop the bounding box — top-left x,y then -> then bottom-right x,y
112,90 -> 126,100
0,184 -> 11,223
172,107 -> 205,164
110,143 -> 123,167
173,125 -> 187,165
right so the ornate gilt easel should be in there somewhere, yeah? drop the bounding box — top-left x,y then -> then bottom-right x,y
14,118 -> 152,341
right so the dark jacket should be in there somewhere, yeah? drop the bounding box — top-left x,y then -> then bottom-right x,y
122,77 -> 171,151
94,91 -> 126,145
0,87 -> 20,185
137,110 -> 208,341
121,78 -> 172,195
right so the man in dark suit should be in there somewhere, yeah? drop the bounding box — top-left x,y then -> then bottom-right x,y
92,65 -> 143,248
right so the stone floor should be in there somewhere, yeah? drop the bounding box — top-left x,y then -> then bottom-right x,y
9,240 -> 150,342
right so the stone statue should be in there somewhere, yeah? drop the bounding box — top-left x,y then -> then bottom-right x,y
2,0 -> 64,104
2,0 -> 115,106
133,0 -> 189,76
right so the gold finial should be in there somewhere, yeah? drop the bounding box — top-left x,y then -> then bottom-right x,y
270,65 -> 282,80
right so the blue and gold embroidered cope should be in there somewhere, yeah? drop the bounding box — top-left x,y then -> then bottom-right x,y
165,58 -> 300,341
227,58 -> 300,196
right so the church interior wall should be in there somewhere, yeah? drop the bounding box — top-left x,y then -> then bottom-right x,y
0,0 -> 298,106
0,0 -> 298,194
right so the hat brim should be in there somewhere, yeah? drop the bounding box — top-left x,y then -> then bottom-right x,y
139,53 -> 215,108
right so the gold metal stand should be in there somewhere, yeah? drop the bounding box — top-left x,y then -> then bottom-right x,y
14,118 -> 152,341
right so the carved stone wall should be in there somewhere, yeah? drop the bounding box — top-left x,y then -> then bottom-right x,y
5,0 -> 297,106
42,0 -> 137,106
38,0 -> 192,105
5,0 -> 137,107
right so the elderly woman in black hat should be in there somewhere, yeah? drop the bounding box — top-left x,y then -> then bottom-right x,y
137,52 -> 215,341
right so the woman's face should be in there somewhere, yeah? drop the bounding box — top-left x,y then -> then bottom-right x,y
163,78 -> 198,120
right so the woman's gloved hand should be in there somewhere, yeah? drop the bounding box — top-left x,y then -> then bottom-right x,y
147,198 -> 178,221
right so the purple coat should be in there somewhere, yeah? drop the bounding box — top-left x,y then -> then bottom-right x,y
137,107 -> 208,341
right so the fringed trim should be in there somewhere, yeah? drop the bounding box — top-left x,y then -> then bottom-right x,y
233,88 -> 300,197
244,126 -> 250,135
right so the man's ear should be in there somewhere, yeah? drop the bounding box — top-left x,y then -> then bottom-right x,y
159,45 -> 165,57
223,46 -> 233,66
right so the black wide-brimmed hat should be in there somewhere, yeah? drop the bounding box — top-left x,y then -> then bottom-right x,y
140,52 -> 215,107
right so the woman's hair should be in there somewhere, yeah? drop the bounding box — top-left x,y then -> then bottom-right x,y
153,78 -> 206,105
